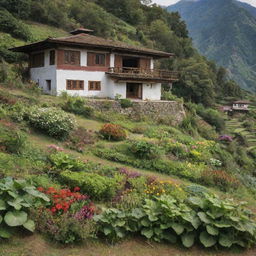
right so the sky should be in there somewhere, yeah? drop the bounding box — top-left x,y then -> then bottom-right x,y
152,0 -> 256,7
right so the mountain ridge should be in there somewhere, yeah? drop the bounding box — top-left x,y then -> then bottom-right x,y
167,0 -> 256,92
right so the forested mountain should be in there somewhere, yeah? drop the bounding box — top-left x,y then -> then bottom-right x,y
168,0 -> 256,92
0,0 -> 243,106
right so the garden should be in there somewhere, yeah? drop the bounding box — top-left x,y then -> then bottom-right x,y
0,87 -> 256,255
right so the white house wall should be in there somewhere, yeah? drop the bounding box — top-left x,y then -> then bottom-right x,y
30,49 -> 56,94
142,83 -> 161,100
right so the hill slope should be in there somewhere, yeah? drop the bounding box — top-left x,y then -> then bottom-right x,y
168,0 -> 256,92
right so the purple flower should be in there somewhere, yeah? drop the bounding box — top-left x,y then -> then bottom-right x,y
74,204 -> 95,221
218,135 -> 233,142
119,168 -> 141,179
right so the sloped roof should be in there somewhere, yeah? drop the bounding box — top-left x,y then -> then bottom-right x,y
10,33 -> 173,58
233,100 -> 251,104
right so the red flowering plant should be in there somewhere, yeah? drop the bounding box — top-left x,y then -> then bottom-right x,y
37,186 -> 95,217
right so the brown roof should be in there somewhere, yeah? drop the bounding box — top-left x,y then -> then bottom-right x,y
10,33 -> 173,58
233,100 -> 251,104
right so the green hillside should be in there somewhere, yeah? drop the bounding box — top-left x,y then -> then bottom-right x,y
0,0 -> 256,254
168,0 -> 256,92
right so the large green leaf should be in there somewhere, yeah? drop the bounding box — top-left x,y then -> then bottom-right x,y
198,212 -> 211,224
0,226 -> 12,239
163,231 -> 177,243
4,211 -> 28,227
0,200 -> 6,210
23,219 -> 35,232
206,225 -> 219,236
171,223 -> 185,235
103,227 -> 112,236
199,231 -> 217,248
219,234 -> 233,248
181,232 -> 195,248
141,228 -> 154,239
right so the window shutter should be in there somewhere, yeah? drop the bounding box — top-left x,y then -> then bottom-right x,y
139,58 -> 150,70
87,52 -> 95,66
58,50 -> 65,65
114,55 -> 122,68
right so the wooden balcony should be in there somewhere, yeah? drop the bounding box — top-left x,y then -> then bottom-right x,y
106,67 -> 179,83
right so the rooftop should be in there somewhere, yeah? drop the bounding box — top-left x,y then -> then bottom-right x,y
10,32 -> 173,58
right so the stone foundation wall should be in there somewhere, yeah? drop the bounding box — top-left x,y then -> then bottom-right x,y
87,99 -> 186,126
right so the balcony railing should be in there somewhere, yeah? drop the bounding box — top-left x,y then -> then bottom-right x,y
106,67 -> 179,82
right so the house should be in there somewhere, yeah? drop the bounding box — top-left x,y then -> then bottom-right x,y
232,100 -> 250,112
220,100 -> 251,114
11,28 -> 178,100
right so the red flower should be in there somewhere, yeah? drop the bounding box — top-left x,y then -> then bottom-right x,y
51,207 -> 57,213
55,204 -> 63,210
74,187 -> 80,192
37,187 -> 44,192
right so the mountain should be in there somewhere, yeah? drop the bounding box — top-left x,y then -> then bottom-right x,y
167,0 -> 256,92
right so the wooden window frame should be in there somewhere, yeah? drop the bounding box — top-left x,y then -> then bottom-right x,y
49,50 -> 55,65
31,52 -> 44,68
66,80 -> 84,90
64,50 -> 80,66
88,81 -> 101,91
88,52 -> 106,66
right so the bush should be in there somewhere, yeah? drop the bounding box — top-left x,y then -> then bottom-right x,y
129,140 -> 161,159
0,9 -> 32,41
119,98 -> 133,108
95,193 -> 256,248
59,171 -> 122,201
99,123 -> 126,141
200,170 -> 240,191
0,121 -> 26,154
33,207 -> 96,244
0,177 -> 49,239
64,127 -> 95,152
28,107 -> 76,139
62,96 -> 94,117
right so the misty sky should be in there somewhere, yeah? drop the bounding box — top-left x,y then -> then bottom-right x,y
152,0 -> 256,7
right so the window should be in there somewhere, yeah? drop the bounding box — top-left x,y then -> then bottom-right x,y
87,52 -> 106,66
89,81 -> 101,91
49,50 -> 55,65
31,52 -> 44,67
95,53 -> 105,65
46,80 -> 51,91
66,80 -> 84,90
64,50 -> 80,65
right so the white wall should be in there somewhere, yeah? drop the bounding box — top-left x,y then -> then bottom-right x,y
30,49 -> 57,95
56,70 -> 117,98
142,83 -> 161,100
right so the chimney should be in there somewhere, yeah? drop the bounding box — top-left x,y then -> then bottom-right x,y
69,28 -> 94,35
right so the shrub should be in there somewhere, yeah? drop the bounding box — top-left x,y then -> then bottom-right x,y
33,209 -> 96,244
129,140 -> 161,159
99,123 -> 126,141
161,91 -> 179,101
0,121 -> 26,154
28,107 -> 76,139
119,98 -> 133,108
0,177 -> 49,239
62,96 -> 94,117
64,127 -> 95,152
59,171 -> 122,201
200,170 -> 240,191
95,193 -> 256,248
0,9 -> 32,41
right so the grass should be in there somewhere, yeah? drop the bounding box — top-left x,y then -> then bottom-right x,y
1,234 -> 255,256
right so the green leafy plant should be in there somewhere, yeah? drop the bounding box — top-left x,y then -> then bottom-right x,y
0,121 -> 27,154
119,99 -> 133,109
27,107 -> 76,139
59,171 -> 122,201
62,96 -> 94,117
95,193 -> 256,248
0,177 -> 49,239
129,140 -> 161,159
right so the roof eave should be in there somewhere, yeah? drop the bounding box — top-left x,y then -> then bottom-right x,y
10,38 -> 174,58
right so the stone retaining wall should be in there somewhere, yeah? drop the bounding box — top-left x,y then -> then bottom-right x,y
87,99 -> 186,126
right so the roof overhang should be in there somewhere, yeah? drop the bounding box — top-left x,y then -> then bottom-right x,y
10,38 -> 174,59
